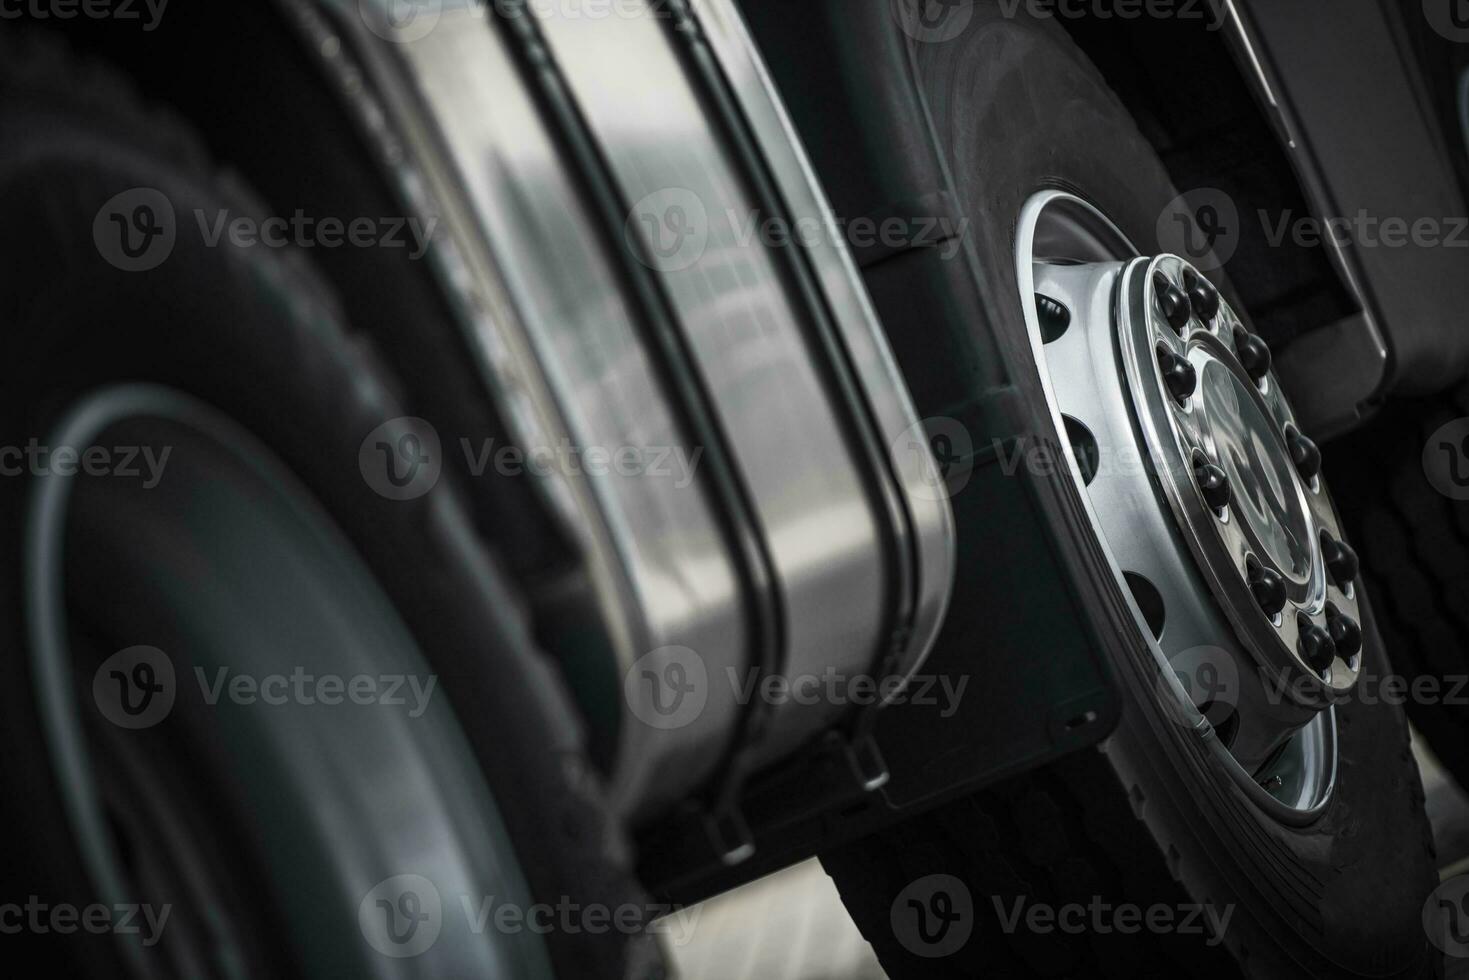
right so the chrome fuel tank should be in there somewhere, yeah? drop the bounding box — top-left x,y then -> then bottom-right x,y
293,0 -> 956,823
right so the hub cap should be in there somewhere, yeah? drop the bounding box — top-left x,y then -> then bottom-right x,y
1017,191 -> 1363,820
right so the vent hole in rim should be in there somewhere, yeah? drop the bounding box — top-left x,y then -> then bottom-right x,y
1035,293 -> 1071,343
1202,703 -> 1240,749
1064,415 -> 1100,485
1124,571 -> 1166,640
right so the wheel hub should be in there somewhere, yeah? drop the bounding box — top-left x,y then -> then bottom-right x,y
1120,254 -> 1363,694
1201,359 -> 1308,578
1017,191 -> 1365,820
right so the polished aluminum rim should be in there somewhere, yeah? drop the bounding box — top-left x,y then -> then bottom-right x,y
1016,191 -> 1364,821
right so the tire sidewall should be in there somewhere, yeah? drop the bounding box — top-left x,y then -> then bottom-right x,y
910,5 -> 1437,974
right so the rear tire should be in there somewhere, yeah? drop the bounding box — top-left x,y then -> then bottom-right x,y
0,32 -> 651,979
1331,384 -> 1469,797
822,5 -> 1439,977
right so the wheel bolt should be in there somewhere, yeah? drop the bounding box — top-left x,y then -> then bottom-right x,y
1297,615 -> 1337,672
1184,270 -> 1220,322
1158,346 -> 1197,404
1326,606 -> 1363,660
1247,557 -> 1286,617
1194,457 -> 1232,511
1154,274 -> 1192,333
1286,426 -> 1321,481
1233,327 -> 1272,383
1320,532 -> 1359,589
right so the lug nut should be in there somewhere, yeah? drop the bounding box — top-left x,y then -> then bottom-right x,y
1158,346 -> 1197,404
1154,273 -> 1192,333
1326,606 -> 1363,660
1320,532 -> 1360,589
1233,327 -> 1272,384
1286,426 -> 1321,481
1184,270 -> 1221,322
1247,557 -> 1287,617
1194,457 -> 1232,511
1297,615 -> 1338,672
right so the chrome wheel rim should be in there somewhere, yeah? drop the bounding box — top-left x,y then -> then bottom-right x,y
1016,191 -> 1363,822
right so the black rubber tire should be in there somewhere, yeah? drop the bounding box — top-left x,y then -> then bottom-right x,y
1329,383 -> 1469,795
821,5 -> 1439,978
0,32 -> 656,980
